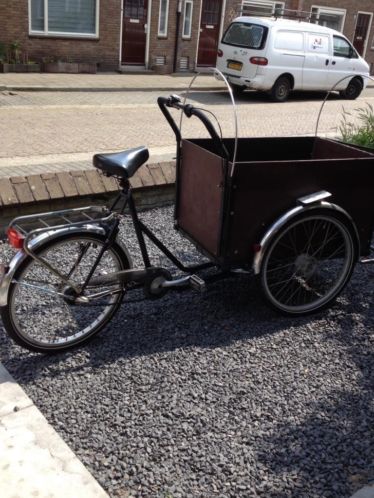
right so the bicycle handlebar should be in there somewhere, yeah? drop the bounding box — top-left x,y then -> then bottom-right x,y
157,95 -> 229,160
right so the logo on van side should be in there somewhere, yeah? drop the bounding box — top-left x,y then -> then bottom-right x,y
308,35 -> 329,52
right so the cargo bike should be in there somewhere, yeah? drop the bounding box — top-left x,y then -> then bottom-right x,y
0,74 -> 373,353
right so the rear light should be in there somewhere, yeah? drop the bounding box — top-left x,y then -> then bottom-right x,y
253,243 -> 262,253
250,57 -> 268,66
217,49 -> 223,57
7,228 -> 25,249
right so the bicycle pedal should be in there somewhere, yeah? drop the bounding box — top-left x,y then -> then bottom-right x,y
189,274 -> 206,292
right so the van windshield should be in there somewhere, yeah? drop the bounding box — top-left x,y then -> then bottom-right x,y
222,22 -> 267,49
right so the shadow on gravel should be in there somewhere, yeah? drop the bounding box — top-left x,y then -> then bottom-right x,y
1,268 -> 371,387
0,274 -> 314,378
252,269 -> 374,497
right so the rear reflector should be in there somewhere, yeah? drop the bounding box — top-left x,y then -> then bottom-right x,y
7,228 -> 25,249
217,49 -> 223,57
250,57 -> 268,66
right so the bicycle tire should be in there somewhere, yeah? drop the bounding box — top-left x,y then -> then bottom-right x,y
259,212 -> 357,315
1,231 -> 131,353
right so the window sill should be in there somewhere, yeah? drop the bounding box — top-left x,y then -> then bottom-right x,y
29,33 -> 99,41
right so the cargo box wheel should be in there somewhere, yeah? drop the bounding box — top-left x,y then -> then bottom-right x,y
259,212 -> 356,315
269,76 -> 291,102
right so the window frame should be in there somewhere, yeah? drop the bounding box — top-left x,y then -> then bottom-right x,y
310,5 -> 346,32
182,0 -> 193,39
353,11 -> 372,56
28,0 -> 100,38
158,0 -> 169,38
241,0 -> 285,17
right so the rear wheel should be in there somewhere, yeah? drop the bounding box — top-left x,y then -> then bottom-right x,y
260,213 -> 356,315
269,76 -> 291,102
1,232 -> 131,353
340,78 -> 363,100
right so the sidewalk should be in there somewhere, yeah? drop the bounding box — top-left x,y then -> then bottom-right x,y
0,71 -> 223,92
0,362 -> 109,498
0,71 -> 373,92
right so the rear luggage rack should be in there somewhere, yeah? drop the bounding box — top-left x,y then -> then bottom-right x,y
8,206 -> 114,244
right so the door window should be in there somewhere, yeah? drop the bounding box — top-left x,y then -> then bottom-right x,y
201,0 -> 220,25
333,36 -> 357,58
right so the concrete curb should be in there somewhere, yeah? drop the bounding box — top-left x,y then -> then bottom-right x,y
351,486 -> 374,498
0,85 -> 221,93
0,362 -> 109,498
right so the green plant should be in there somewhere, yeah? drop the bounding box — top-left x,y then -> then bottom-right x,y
0,42 -> 6,62
10,40 -> 21,63
339,103 -> 374,149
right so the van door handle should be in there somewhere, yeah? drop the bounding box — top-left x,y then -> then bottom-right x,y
325,59 -> 329,66
332,60 -> 336,65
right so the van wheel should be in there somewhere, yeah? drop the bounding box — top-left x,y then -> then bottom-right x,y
269,77 -> 291,102
231,84 -> 245,97
340,78 -> 363,100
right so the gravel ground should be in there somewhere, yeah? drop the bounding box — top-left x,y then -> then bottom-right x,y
0,205 -> 373,498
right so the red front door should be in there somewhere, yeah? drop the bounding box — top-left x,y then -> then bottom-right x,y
122,0 -> 148,65
197,0 -> 222,67
353,13 -> 371,56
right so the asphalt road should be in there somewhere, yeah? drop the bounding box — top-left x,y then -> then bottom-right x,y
0,88 -> 374,160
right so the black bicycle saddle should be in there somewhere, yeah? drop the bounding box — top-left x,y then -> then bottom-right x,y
93,146 -> 149,179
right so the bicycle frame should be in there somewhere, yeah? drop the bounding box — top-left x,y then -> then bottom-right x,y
105,177 -> 215,276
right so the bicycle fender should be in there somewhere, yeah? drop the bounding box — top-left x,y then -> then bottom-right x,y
0,224 -> 107,307
252,200 -> 360,275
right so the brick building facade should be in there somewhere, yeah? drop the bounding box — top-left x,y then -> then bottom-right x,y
0,0 -> 373,73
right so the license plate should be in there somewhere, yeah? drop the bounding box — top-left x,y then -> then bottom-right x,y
227,61 -> 242,71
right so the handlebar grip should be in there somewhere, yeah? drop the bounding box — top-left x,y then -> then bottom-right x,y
186,106 -> 229,160
157,96 -> 182,142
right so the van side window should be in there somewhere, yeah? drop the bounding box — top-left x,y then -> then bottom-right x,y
274,31 -> 303,51
222,22 -> 267,49
333,36 -> 358,58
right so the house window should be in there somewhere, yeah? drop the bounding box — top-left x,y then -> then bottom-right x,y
29,0 -> 99,37
311,6 -> 346,32
158,0 -> 169,37
241,1 -> 285,17
182,0 -> 193,38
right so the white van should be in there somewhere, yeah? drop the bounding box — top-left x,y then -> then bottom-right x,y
216,16 -> 370,101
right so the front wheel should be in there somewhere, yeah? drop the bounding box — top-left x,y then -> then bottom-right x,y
259,213 -> 356,315
340,78 -> 363,100
1,232 -> 132,353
